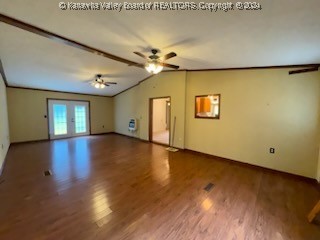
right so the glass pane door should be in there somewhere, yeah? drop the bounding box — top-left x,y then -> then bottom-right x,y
48,100 -> 71,139
72,102 -> 89,136
74,105 -> 87,133
48,100 -> 90,139
53,104 -> 68,135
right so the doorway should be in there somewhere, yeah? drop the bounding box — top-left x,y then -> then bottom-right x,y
149,97 -> 171,145
48,99 -> 90,140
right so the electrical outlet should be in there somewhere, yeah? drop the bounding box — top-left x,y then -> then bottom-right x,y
270,148 -> 275,154
1,144 -> 3,150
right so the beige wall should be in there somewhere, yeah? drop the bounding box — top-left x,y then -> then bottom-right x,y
115,69 -> 320,179
318,87 -> 320,182
0,76 -> 10,173
114,86 -> 140,138
7,88 -> 114,143
153,98 -> 169,133
115,71 -> 187,148
5,69 -> 320,179
317,147 -> 320,182
185,69 -> 320,179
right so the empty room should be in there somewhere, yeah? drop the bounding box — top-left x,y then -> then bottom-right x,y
0,1 -> 320,239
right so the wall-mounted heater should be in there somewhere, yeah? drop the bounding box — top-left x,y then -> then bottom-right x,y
128,118 -> 137,132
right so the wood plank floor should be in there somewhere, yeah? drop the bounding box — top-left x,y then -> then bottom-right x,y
0,134 -> 319,240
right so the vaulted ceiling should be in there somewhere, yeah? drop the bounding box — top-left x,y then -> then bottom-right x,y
0,0 -> 319,96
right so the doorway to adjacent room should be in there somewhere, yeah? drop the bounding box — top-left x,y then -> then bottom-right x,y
149,97 -> 171,145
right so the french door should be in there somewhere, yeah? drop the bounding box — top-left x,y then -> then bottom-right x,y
48,100 -> 90,139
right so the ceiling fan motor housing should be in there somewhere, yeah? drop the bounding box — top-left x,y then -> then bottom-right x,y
149,49 -> 160,60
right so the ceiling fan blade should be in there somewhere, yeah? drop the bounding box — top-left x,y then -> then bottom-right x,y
106,82 -> 117,84
103,83 -> 109,86
160,62 -> 179,69
289,67 -> 319,75
134,52 -> 147,59
128,63 -> 145,68
100,74 -> 118,78
162,52 -> 177,60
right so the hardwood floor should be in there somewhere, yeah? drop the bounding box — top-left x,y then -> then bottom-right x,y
0,134 -> 319,240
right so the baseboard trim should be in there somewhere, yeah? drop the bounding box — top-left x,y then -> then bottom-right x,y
0,143 -> 10,176
113,132 -> 190,151
113,132 -> 186,150
112,134 -> 317,185
113,132 -> 147,141
184,149 -> 318,185
11,132 -> 115,144
0,157 -> 6,176
7,134 -> 318,188
11,139 -> 49,145
113,132 -> 181,147
90,132 -> 115,136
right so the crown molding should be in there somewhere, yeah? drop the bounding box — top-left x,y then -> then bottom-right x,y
7,86 -> 112,98
113,64 -> 320,97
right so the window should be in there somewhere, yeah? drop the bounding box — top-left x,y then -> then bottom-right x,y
53,104 -> 67,135
195,94 -> 220,119
74,105 -> 87,133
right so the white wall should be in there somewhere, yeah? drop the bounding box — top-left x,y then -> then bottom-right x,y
153,98 -> 169,133
0,76 -> 10,174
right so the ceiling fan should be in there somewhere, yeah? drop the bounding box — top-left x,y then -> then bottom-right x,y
133,49 -> 179,74
289,65 -> 319,75
90,74 -> 117,89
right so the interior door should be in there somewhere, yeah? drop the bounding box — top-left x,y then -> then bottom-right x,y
48,100 -> 90,139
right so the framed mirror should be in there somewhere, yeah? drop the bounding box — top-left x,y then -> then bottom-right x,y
195,94 -> 220,119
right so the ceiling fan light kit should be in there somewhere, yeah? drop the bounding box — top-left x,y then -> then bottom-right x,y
134,48 -> 179,74
145,60 -> 163,74
91,80 -> 106,89
90,74 -> 117,89
94,82 -> 105,89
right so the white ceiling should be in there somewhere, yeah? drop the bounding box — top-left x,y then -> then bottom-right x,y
0,0 -> 319,96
